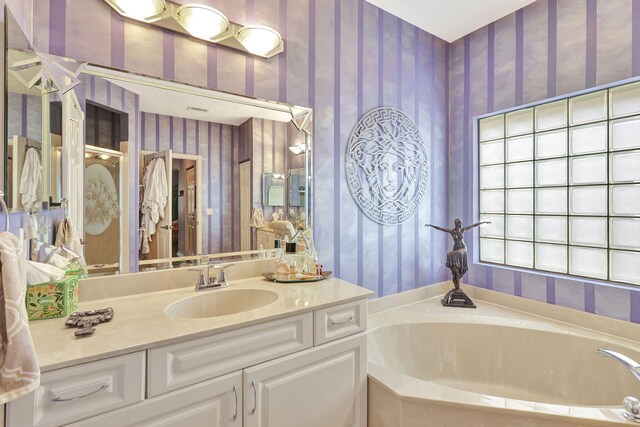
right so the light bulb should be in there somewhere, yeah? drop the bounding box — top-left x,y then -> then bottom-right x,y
237,25 -> 282,56
176,4 -> 228,40
99,154 -> 111,160
108,0 -> 166,21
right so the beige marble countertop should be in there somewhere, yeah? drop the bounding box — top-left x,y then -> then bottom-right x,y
28,276 -> 372,372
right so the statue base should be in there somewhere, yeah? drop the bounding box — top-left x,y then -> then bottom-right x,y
441,288 -> 476,308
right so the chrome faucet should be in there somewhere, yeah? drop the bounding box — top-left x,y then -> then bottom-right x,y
190,264 -> 235,291
208,263 -> 235,288
598,348 -> 640,423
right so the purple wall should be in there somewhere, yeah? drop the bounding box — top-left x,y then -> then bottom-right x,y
449,0 -> 640,323
141,112 -> 243,254
27,0 -> 450,297
8,0 -> 635,322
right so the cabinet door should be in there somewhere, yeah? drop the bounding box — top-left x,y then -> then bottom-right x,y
244,333 -> 366,427
68,371 -> 242,427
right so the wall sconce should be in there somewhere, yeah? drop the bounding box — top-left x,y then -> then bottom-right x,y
103,0 -> 284,58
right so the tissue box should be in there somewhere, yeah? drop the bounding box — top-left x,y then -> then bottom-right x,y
26,275 -> 79,321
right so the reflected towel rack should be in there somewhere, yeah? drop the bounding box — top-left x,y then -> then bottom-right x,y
0,191 -> 9,232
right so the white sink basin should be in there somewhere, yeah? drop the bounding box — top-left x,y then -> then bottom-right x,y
164,289 -> 279,319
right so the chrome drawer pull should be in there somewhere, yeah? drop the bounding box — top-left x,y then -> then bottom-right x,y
52,384 -> 108,402
330,316 -> 354,326
250,380 -> 257,416
231,385 -> 238,422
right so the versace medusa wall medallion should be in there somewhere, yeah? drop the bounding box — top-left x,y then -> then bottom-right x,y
345,107 -> 429,225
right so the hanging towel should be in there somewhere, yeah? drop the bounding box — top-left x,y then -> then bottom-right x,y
0,232 -> 40,404
54,217 -> 86,266
250,207 -> 265,229
25,215 -> 39,240
19,148 -> 41,210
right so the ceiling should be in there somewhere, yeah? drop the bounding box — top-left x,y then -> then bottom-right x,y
364,0 -> 538,43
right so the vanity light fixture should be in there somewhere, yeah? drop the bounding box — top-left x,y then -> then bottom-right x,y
236,25 -> 283,57
104,0 -> 167,22
98,154 -> 112,160
103,0 -> 284,58
176,4 -> 228,41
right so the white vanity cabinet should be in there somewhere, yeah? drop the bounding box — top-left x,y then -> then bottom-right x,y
6,298 -> 367,427
244,333 -> 366,427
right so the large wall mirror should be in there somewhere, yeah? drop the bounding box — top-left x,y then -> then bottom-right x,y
3,6 -> 313,277
69,66 -> 313,275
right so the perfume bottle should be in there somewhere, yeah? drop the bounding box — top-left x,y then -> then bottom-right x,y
285,242 -> 298,274
275,244 -> 290,280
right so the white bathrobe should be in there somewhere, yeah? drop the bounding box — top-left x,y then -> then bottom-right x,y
19,148 -> 41,210
140,158 -> 168,254
0,232 -> 40,404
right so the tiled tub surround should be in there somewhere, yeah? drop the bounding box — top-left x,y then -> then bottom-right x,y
368,284 -> 640,427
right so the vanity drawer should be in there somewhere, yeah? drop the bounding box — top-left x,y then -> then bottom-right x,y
314,299 -> 367,346
6,352 -> 145,427
147,313 -> 313,397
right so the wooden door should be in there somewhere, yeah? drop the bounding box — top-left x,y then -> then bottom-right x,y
243,334 -> 367,427
185,165 -> 197,256
240,161 -> 251,251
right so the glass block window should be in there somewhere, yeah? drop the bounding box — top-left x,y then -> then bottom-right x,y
478,81 -> 640,286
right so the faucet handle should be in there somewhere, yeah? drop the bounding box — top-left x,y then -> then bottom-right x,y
212,263 -> 235,287
187,268 -> 206,289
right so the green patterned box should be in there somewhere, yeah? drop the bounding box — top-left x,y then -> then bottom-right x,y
26,275 -> 79,321
65,264 -> 87,279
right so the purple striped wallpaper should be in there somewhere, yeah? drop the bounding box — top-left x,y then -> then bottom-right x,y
24,0 -> 450,297
449,0 -> 640,323
3,0 -> 636,323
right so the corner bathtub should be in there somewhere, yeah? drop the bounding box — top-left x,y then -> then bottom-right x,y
367,295 -> 640,426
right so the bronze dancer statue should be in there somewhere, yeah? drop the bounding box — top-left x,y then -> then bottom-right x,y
426,218 -> 490,308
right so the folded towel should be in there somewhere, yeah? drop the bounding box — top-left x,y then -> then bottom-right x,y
250,207 -> 265,229
0,232 -> 40,404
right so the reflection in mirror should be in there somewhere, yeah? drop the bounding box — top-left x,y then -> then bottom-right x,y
70,66 -> 312,276
4,7 -> 53,211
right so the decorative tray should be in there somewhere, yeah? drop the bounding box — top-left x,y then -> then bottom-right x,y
262,271 -> 332,283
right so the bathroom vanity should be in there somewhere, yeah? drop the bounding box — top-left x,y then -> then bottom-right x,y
5,270 -> 371,427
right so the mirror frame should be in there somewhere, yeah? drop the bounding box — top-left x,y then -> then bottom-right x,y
70,63 -> 313,274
